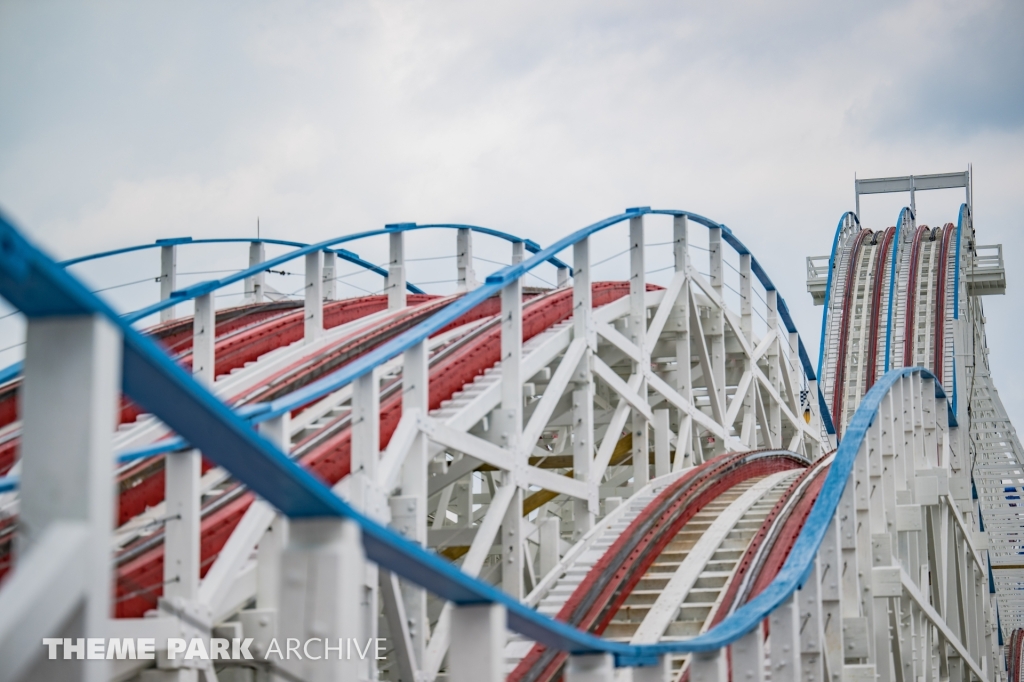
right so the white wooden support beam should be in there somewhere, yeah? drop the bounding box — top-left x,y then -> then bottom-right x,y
557,266 -> 570,288
691,648 -> 728,682
456,228 -> 476,291
345,371 -> 381,681
164,294 -> 213,606
672,215 -> 694,468
538,516 -> 561,578
654,408 -> 671,478
798,556 -> 826,682
565,653 -> 615,682
388,230 -> 406,310
278,518 -> 365,682
572,237 -> 596,535
731,625 -> 766,682
160,243 -> 178,322
322,250 -> 337,301
380,570 -> 419,682
707,227 -> 727,449
512,240 -> 525,265
192,292 -> 215,382
256,414 -> 289,613
769,593 -> 801,680
304,250 -> 323,341
629,215 -> 650,487
245,240 -> 265,304
1,315 -> 121,682
397,338 -> 429,663
766,289 -> 782,449
449,603 -> 506,682
739,253 -> 756,447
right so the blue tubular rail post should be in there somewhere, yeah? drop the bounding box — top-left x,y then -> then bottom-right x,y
0,207 -> 863,670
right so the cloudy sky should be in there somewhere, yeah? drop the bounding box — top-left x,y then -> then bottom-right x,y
1,0 -> 1022,422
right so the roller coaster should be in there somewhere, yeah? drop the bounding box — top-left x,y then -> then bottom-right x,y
0,169 -> 1018,682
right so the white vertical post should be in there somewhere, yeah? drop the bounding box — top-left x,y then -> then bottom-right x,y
5,315 -> 120,682
731,625 -> 766,682
538,516 -> 561,578
449,603 -> 506,682
164,293 -> 213,606
708,227 -> 726,454
159,243 -> 178,323
654,408 -> 671,478
673,216 -> 694,469
512,240 -> 525,265
557,266 -> 570,288
191,293 -> 215,381
798,557 -> 826,682
566,653 -> 615,682
740,253 -> 756,447
344,371 -> 380,681
305,251 -> 323,342
322,250 -> 337,301
629,215 -> 649,488
278,518 -> 365,682
252,415 -> 290,654
246,241 -> 265,304
691,648 -> 728,682
573,237 -> 596,536
456,228 -> 476,291
388,230 -> 407,310
768,593 -> 802,681
766,289 -> 782,449
396,338 -> 429,662
500,275 -> 524,598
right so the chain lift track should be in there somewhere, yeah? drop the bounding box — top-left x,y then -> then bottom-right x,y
0,175 -> 1015,682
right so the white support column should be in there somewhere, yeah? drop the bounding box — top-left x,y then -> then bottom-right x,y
798,557 -> 826,682
512,240 -> 525,265
566,653 -> 615,682
672,216 -> 695,469
388,230 -> 407,310
164,293 -> 213,611
278,518 -> 365,682
573,237 -> 596,536
654,408 -> 671,478
731,626 -> 766,682
305,250 -> 323,342
245,241 -> 265,304
1,315 -> 120,682
160,243 -> 178,323
449,603 -> 506,682
395,338 -> 429,663
708,227 -> 726,455
538,516 -> 561,578
768,594 -> 801,680
456,228 -> 476,292
690,648 -> 728,682
322,250 -> 337,301
766,289 -> 782,449
629,215 -> 650,488
500,276 -> 524,598
345,371 -> 381,681
557,266 -> 570,288
192,293 -> 215,381
739,254 -> 756,447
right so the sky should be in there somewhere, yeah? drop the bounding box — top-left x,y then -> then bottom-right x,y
1,0 -> 1022,423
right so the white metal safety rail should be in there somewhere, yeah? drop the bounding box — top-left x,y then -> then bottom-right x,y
0,207 -> 994,682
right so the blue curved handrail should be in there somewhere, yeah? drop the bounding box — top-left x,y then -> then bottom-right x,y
61,236 -> 424,294
815,212 -> 859,410
123,224 -> 569,324
883,207 -> 914,373
0,207 -> 927,667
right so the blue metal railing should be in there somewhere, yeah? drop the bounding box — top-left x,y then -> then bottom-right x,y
0,207 -> 868,668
